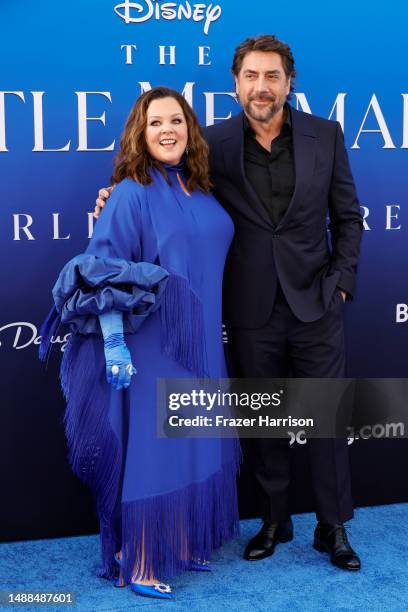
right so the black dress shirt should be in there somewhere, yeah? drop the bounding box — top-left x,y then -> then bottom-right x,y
243,106 -> 295,227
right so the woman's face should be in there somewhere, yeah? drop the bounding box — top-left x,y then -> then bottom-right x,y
145,97 -> 188,166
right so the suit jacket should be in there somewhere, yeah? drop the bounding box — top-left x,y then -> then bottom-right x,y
203,107 -> 363,328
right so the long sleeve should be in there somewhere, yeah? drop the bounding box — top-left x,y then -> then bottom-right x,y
51,180 -> 169,335
328,123 -> 364,298
41,175 -> 207,377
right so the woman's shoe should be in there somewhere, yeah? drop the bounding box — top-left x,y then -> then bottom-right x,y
130,582 -> 172,600
113,577 -> 125,588
114,553 -> 172,598
189,559 -> 211,572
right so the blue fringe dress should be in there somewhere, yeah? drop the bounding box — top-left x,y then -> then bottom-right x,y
42,166 -> 240,583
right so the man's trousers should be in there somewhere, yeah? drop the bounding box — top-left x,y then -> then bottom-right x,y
228,284 -> 354,525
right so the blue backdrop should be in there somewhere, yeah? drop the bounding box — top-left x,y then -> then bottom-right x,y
1,0 -> 407,541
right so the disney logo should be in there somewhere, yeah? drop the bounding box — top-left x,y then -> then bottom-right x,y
114,1 -> 222,35
0,322 -> 70,352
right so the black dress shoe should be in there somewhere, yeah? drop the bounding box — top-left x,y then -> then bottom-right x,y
244,518 -> 294,561
313,523 -> 361,571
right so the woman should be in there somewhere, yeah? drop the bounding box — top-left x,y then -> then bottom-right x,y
40,87 -> 240,599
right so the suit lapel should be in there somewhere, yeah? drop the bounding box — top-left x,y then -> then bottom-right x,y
277,106 -> 317,228
219,108 -> 317,229
221,112 -> 274,229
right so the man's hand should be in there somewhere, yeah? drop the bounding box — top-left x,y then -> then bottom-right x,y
339,290 -> 347,302
94,185 -> 115,219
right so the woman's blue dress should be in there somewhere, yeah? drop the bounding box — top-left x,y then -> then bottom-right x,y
45,166 -> 240,583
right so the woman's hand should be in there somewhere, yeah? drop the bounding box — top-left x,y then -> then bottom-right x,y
98,310 -> 136,390
103,333 -> 137,390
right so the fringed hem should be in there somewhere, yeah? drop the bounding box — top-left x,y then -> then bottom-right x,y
115,442 -> 241,583
61,334 -> 241,584
38,304 -> 61,362
41,263 -> 208,378
61,334 -> 122,581
160,273 -> 208,377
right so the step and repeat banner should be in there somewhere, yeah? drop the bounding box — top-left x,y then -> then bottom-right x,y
1,1 -> 407,541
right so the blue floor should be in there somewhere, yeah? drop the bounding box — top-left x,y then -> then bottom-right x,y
1,504 -> 408,612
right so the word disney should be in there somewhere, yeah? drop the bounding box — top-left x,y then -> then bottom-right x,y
114,0 -> 222,35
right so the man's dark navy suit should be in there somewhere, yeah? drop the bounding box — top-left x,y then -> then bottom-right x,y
203,106 -> 364,525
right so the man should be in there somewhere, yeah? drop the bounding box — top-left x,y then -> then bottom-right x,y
95,35 -> 363,571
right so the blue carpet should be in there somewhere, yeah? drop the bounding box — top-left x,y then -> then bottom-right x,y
1,504 -> 407,612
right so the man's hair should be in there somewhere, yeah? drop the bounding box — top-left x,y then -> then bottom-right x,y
112,86 -> 211,193
232,34 -> 296,96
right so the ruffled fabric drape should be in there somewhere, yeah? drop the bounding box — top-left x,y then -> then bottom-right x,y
53,254 -> 169,334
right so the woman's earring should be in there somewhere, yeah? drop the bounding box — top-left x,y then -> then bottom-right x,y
185,145 -> 190,155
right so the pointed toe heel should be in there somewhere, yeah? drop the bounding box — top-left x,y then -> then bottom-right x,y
189,560 -> 211,572
130,582 -> 173,600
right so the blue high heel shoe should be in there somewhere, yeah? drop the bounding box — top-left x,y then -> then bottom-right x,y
130,582 -> 172,599
114,552 -> 172,599
189,559 -> 211,572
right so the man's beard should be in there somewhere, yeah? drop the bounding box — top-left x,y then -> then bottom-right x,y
244,94 -> 285,123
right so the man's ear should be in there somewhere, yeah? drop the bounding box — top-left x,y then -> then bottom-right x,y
234,76 -> 239,98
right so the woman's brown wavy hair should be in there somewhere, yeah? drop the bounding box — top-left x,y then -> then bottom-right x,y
111,87 -> 211,193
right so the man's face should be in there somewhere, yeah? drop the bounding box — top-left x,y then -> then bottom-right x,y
235,51 -> 291,123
